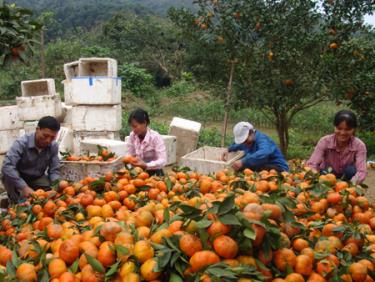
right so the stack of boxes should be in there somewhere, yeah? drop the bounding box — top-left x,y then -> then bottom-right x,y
0,105 -> 24,154
17,79 -> 62,135
63,58 -> 122,154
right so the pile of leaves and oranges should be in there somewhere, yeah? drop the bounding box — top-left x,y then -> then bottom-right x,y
61,145 -> 117,162
0,163 -> 374,282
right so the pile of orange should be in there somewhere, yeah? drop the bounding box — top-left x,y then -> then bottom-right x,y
0,165 -> 374,282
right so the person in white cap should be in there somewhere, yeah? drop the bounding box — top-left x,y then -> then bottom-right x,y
222,122 -> 289,172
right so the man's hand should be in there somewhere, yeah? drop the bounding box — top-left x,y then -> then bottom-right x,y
20,186 -> 34,198
221,150 -> 229,161
232,160 -> 243,171
132,157 -> 147,169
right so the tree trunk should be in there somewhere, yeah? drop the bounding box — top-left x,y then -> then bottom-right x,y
40,30 -> 46,78
275,111 -> 289,157
221,60 -> 236,147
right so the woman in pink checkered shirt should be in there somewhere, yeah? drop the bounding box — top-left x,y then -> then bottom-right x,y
307,110 -> 367,184
126,108 -> 167,176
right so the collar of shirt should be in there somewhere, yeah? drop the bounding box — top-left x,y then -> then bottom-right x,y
26,133 -> 50,151
327,134 -> 356,152
136,128 -> 152,145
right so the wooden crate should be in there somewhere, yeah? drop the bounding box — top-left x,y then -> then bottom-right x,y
60,157 -> 123,182
180,146 -> 244,175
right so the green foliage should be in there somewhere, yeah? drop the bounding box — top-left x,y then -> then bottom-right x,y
0,2 -> 41,65
357,132 -> 375,159
159,80 -> 195,97
119,63 -> 154,97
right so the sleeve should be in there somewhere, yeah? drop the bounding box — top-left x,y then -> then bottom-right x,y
228,143 -> 242,152
1,140 -> 28,191
48,143 -> 60,183
240,136 -> 274,167
306,138 -> 327,171
126,133 -> 136,156
146,135 -> 167,170
352,143 -> 367,184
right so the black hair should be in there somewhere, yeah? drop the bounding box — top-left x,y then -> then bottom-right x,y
128,108 -> 150,125
333,110 -> 357,129
38,116 -> 60,131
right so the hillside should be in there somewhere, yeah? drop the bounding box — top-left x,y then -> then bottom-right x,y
7,0 -> 194,39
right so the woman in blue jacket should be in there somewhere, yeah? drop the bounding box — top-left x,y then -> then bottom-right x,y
222,122 -> 289,172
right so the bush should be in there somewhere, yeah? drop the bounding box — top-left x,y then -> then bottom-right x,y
160,80 -> 195,97
357,131 -> 375,160
119,63 -> 154,97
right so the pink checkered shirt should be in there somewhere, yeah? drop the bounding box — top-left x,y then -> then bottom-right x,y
306,134 -> 367,184
127,129 -> 167,170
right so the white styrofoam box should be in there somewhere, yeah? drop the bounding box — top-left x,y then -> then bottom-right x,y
56,127 -> 73,157
80,139 -> 128,156
180,146 -> 244,175
60,157 -> 123,182
125,134 -> 177,166
24,121 -> 38,135
71,105 -> 122,131
0,105 -> 23,130
72,131 -> 120,155
0,129 -> 24,154
64,61 -> 79,80
21,79 -> 56,97
78,57 -> 118,77
62,80 -> 73,105
60,102 -> 73,127
16,95 -> 62,121
168,117 -> 202,161
69,77 -> 121,105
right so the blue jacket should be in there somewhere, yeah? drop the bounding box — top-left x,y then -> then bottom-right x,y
228,131 -> 289,172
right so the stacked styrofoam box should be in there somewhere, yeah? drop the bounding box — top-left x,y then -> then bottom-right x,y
0,105 -> 24,154
80,139 -> 128,157
17,79 -> 62,121
125,135 -> 177,166
168,117 -> 202,162
56,127 -> 73,157
63,58 -> 122,154
180,146 -> 244,175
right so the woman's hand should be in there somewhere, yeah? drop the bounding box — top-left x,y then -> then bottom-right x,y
132,157 -> 147,169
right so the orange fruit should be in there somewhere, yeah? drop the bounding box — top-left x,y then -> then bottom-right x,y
285,273 -> 304,282
47,224 -> 63,239
295,254 -> 313,276
140,258 -> 160,281
16,263 -> 37,282
179,233 -> 203,257
189,250 -> 220,272
213,235 -> 238,259
273,248 -> 297,271
97,242 -> 116,267
59,239 -> 80,265
49,258 -> 67,278
134,240 -> 154,263
0,245 -> 12,266
59,272 -> 77,282
207,220 -> 230,237
349,262 -> 367,282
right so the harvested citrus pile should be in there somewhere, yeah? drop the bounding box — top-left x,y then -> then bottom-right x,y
61,146 -> 117,162
0,166 -> 374,282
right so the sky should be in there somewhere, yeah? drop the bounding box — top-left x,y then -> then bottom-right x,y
365,14 -> 375,26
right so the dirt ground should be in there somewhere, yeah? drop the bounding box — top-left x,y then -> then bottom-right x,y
0,155 -> 375,201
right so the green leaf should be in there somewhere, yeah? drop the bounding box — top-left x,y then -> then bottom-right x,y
115,245 -> 129,256
196,218 -> 212,229
70,259 -> 79,274
85,254 -> 105,273
169,272 -> 184,282
244,228 -> 256,240
218,194 -> 235,215
105,260 -> 121,277
163,208 -> 170,224
6,261 -> 16,278
198,228 -> 210,249
219,213 -> 241,226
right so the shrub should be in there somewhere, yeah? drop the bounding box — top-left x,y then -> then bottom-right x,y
119,63 -> 154,97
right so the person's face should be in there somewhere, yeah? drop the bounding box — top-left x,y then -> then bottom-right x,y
243,130 -> 255,146
130,119 -> 148,137
35,127 -> 58,148
334,121 -> 355,144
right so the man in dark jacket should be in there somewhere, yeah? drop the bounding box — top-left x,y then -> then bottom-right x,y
222,122 -> 289,172
1,116 -> 60,204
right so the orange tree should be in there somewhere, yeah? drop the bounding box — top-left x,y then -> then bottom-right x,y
170,0 -> 373,156
0,2 -> 41,66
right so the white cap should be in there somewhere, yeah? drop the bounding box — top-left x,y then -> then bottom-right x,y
233,122 -> 254,144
